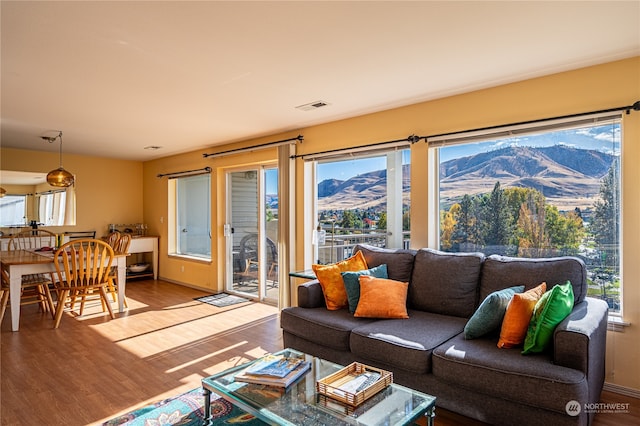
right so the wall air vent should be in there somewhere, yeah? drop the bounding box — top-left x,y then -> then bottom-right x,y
295,100 -> 330,111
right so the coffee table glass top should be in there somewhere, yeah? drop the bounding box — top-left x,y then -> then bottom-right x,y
202,348 -> 436,426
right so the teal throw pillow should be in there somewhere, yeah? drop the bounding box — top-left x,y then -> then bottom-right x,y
464,286 -> 525,339
341,264 -> 388,313
522,281 -> 575,354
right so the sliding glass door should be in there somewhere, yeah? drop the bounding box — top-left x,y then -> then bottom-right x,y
225,166 -> 278,302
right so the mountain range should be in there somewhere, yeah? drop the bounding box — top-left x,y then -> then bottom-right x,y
318,145 -> 614,212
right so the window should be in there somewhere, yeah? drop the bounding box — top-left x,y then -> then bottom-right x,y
173,173 -> 211,259
432,117 -> 622,314
37,191 -> 67,226
0,195 -> 27,226
313,148 -> 411,263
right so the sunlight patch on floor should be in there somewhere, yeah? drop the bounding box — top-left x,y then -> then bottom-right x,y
93,303 -> 278,358
165,341 -> 248,373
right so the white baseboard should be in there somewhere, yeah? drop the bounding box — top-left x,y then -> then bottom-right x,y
603,382 -> 640,399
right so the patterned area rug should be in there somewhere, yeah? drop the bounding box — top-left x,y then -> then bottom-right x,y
103,388 -> 267,425
194,293 -> 250,307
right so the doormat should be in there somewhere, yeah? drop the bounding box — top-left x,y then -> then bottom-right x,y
194,293 -> 250,308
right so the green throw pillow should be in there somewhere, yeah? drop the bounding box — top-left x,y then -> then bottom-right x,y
522,281 -> 575,354
341,264 -> 388,313
464,286 -> 525,339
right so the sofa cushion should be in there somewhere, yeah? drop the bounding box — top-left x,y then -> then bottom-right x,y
312,251 -> 368,310
341,264 -> 388,313
433,333 -> 587,414
280,306 -> 376,352
350,310 -> 467,374
523,281 -> 575,354
354,276 -> 409,319
353,244 -> 416,283
409,249 -> 484,318
497,283 -> 546,348
464,285 -> 525,339
479,255 -> 587,305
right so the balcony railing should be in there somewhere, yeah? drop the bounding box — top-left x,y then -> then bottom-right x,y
316,228 -> 410,264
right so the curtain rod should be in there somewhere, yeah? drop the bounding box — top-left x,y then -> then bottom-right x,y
203,135 -> 303,159
425,100 -> 640,142
291,134 -> 422,160
157,166 -> 211,179
34,189 -> 66,196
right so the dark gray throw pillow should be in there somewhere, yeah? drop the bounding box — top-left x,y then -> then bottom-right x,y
464,285 -> 525,339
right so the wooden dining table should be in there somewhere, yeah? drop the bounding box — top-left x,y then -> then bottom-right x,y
0,249 -> 128,331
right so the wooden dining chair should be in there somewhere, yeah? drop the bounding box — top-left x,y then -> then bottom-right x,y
52,238 -> 115,328
7,229 -> 57,317
105,233 -> 132,309
0,268 -> 12,325
105,231 -> 120,248
8,229 -> 57,251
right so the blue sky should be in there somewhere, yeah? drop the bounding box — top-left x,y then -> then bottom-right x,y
265,123 -> 620,192
439,124 -> 620,162
317,150 -> 411,183
316,123 -> 620,182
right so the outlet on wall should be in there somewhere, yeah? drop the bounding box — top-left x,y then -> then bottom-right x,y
180,265 -> 185,273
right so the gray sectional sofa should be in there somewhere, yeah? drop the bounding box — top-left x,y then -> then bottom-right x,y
280,244 -> 609,425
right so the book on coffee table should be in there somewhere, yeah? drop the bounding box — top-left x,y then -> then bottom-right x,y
235,356 -> 311,387
244,354 -> 305,378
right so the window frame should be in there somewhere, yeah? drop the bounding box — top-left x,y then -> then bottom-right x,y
428,114 -> 624,317
169,172 -> 212,261
305,145 -> 411,267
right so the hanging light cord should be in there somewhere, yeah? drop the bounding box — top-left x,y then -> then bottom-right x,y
42,131 -> 64,167
56,132 -> 63,167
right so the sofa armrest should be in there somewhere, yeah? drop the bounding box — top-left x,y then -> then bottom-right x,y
554,296 -> 608,407
297,279 -> 326,308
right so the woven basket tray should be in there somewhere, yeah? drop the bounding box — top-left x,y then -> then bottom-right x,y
316,362 -> 392,407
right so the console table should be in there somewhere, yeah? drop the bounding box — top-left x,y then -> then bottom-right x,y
129,236 -> 159,279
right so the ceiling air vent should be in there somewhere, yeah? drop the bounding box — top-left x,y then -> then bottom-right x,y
295,100 -> 330,111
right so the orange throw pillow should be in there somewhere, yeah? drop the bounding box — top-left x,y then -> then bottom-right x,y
312,251 -> 368,310
354,276 -> 409,319
497,282 -> 547,348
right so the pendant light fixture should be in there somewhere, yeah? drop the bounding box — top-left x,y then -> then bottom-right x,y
42,131 -> 74,187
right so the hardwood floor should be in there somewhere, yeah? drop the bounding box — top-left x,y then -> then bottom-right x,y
1,279 -> 637,425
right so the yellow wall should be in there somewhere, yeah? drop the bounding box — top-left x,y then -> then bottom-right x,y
0,148 -> 143,236
2,57 -> 638,392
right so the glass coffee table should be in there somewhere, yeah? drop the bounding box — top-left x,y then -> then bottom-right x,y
202,348 -> 436,426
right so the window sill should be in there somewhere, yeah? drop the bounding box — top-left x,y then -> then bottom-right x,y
168,253 -> 211,264
607,316 -> 630,332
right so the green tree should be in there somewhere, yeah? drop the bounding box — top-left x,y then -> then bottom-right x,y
266,207 -> 275,222
451,195 -> 472,248
545,205 -> 584,253
402,210 -> 410,231
482,182 -> 511,248
340,210 -> 361,230
377,212 -> 387,230
590,161 -> 620,268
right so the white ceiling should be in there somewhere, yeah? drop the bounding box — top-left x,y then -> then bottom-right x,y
2,1 -> 639,161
